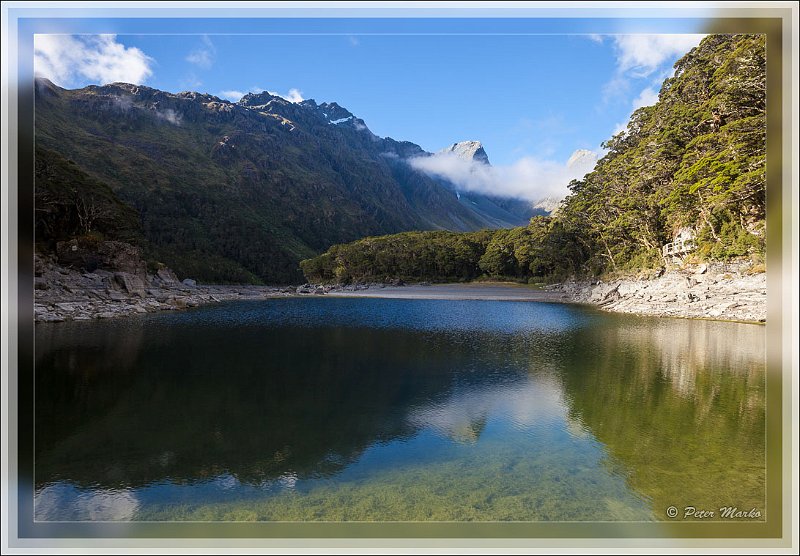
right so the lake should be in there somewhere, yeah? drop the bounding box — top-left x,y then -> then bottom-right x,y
33,295 -> 765,521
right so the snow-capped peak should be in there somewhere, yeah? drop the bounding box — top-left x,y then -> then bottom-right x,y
438,141 -> 491,165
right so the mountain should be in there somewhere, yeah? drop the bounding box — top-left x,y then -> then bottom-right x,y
301,34 -> 766,283
34,80 -> 530,283
432,140 -> 542,226
438,140 -> 491,165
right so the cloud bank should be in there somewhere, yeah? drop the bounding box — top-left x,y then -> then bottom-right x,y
34,34 -> 154,88
408,149 -> 598,202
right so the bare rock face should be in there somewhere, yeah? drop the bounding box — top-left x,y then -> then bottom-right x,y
56,239 -> 147,277
97,241 -> 148,277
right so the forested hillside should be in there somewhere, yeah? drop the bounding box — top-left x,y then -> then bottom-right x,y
34,80 -> 525,284
302,34 -> 766,285
561,33 -> 765,273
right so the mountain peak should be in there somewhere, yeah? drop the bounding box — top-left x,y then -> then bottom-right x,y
317,102 -> 353,122
237,91 -> 285,107
439,141 -> 490,165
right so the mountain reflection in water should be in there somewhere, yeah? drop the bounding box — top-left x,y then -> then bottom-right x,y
34,298 -> 764,521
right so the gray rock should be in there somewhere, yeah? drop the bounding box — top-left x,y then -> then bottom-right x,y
181,278 -> 197,287
114,272 -> 147,295
157,268 -> 180,284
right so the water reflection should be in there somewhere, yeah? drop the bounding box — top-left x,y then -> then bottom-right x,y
558,315 -> 765,517
407,374 -> 566,443
35,484 -> 140,521
34,298 -> 764,521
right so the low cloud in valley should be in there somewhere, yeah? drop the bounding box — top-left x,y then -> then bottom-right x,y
408,149 -> 598,202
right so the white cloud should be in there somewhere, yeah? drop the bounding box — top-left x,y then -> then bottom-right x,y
611,121 -> 628,137
611,34 -> 705,77
611,86 -> 662,139
154,108 -> 182,125
186,35 -> 215,69
408,149 -> 598,202
271,88 -> 304,103
597,34 -> 705,138
218,89 -> 246,102
631,86 -> 659,110
34,34 -> 154,88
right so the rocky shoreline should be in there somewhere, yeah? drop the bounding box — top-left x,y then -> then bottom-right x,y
32,253 -> 353,323
549,261 -> 766,323
34,252 -> 766,324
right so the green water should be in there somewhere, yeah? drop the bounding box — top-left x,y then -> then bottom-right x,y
33,297 -> 765,521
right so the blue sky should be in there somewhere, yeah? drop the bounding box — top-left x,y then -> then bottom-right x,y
31,23 -> 705,197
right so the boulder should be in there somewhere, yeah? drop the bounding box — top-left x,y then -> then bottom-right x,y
114,272 -> 147,296
156,267 -> 180,285
181,278 -> 197,287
